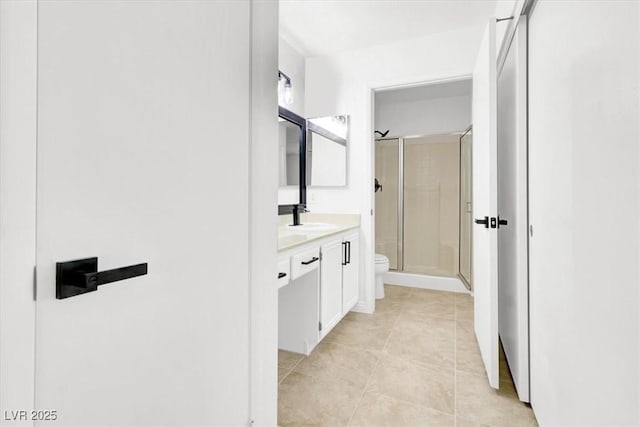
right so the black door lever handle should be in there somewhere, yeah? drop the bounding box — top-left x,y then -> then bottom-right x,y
56,257 -> 147,300
498,217 -> 508,228
474,216 -> 490,228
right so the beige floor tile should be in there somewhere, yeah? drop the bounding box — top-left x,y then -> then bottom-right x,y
455,294 -> 474,323
348,392 -> 454,427
411,288 -> 457,305
455,417 -> 491,427
384,316 -> 455,370
499,342 -> 513,384
279,287 -> 535,427
383,284 -> 414,301
294,341 -> 380,388
279,349 -> 305,370
456,320 -> 487,378
402,300 -> 455,321
366,355 -> 455,415
279,364 -> 292,384
345,309 -> 400,329
456,371 -> 538,427
374,297 -> 404,314
455,292 -> 474,307
278,371 -> 364,426
323,318 -> 392,351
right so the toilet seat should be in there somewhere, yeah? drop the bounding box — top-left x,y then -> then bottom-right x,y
375,254 -> 389,264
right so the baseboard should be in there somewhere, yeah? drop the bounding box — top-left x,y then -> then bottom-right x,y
350,301 -> 374,314
384,271 -> 470,294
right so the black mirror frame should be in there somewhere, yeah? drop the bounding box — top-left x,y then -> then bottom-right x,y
278,106 -> 307,215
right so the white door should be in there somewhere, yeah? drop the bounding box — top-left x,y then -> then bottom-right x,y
497,16 -> 529,402
342,231 -> 360,313
472,19 -> 499,389
320,239 -> 344,337
34,2 -> 252,425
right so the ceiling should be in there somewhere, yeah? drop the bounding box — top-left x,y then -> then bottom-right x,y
375,79 -> 472,105
280,0 -> 498,57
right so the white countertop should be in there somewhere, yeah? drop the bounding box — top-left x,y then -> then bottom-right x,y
278,213 -> 360,251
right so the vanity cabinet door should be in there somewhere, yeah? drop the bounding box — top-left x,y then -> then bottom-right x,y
342,231 -> 360,314
320,238 -> 344,338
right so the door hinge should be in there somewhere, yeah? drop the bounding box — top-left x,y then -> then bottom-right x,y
319,321 -> 322,331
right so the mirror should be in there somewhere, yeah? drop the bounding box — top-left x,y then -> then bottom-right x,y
306,115 -> 348,187
279,119 -> 302,187
278,107 -> 306,210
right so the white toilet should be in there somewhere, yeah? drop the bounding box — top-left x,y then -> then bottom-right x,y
375,254 -> 389,299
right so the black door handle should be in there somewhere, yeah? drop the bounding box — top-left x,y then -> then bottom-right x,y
498,217 -> 508,228
56,257 -> 147,300
301,256 -> 319,265
278,272 -> 287,279
346,241 -> 351,264
474,216 -> 489,228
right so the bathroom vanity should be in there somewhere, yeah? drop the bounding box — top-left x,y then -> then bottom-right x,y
277,213 -> 360,355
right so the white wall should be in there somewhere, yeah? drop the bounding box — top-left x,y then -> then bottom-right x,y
0,2 -> 37,424
528,1 -> 639,424
375,94 -> 471,137
304,25 -> 485,311
279,36 -> 305,116
278,37 -> 306,206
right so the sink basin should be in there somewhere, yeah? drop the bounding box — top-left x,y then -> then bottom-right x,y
286,222 -> 338,233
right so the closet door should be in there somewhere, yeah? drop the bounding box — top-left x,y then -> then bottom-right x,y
497,16 -> 529,402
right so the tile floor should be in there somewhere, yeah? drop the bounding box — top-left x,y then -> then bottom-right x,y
278,284 -> 538,426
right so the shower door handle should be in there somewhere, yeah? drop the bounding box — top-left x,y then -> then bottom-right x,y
474,216 -> 489,228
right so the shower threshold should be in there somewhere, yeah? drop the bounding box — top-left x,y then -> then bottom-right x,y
384,271 -> 469,294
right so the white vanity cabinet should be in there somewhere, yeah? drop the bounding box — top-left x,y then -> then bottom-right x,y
341,231 -> 360,314
319,232 -> 360,338
319,238 -> 344,338
278,224 -> 360,354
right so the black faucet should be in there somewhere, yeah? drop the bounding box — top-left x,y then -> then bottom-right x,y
292,205 -> 304,226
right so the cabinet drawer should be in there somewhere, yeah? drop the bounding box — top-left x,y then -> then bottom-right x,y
291,247 -> 320,280
277,257 -> 291,289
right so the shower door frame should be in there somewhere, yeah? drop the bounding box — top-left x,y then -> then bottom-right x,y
376,133 -> 466,277
458,125 -> 473,290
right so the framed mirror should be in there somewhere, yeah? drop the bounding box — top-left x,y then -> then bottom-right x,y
278,107 -> 306,214
306,115 -> 349,187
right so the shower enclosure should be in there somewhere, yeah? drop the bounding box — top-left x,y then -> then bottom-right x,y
375,129 -> 473,288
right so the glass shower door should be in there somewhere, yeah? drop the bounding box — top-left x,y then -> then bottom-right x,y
403,135 -> 460,276
374,139 -> 399,270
